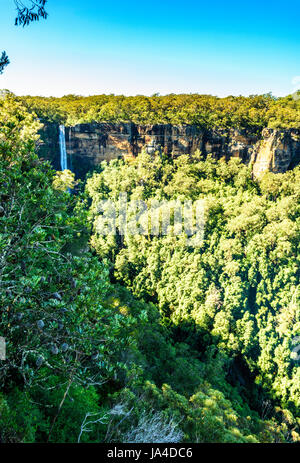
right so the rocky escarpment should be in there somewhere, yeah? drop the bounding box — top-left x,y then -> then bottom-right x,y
37,122 -> 300,179
251,128 -> 300,177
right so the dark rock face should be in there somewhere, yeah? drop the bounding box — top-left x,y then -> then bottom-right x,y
66,123 -> 137,178
37,122 -> 300,179
37,123 -> 61,171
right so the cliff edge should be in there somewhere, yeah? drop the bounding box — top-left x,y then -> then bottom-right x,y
37,123 -> 300,178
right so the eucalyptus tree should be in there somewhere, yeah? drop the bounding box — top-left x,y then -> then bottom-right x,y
0,1 -> 48,73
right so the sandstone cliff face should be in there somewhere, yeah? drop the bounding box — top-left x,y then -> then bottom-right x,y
251,128 -> 300,177
38,123 -> 300,179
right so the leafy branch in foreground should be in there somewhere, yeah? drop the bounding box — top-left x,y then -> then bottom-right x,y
0,1 -> 48,74
14,0 -> 48,27
0,52 -> 10,75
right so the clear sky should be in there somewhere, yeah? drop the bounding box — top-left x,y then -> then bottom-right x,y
0,0 -> 299,97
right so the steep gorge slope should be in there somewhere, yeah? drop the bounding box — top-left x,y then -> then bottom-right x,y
38,122 -> 300,179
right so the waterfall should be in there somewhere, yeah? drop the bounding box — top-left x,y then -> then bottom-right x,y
59,125 -> 68,171
69,127 -> 73,172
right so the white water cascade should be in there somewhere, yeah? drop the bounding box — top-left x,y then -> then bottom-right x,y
59,125 -> 68,171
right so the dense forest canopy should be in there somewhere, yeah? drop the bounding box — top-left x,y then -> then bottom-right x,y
0,93 -> 299,443
0,0 -> 299,448
19,92 -> 300,131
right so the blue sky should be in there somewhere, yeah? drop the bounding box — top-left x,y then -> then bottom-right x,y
0,0 -> 299,97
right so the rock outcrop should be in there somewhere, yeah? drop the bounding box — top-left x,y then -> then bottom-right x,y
37,122 -> 300,179
251,128 -> 300,177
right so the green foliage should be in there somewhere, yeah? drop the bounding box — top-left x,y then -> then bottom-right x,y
18,92 -> 300,130
0,91 -> 42,157
0,389 -> 43,442
0,94 -> 299,443
0,95 -> 140,442
53,169 -> 77,191
86,150 -> 300,440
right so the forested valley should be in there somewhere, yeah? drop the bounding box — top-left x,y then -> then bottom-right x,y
0,92 -> 299,443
